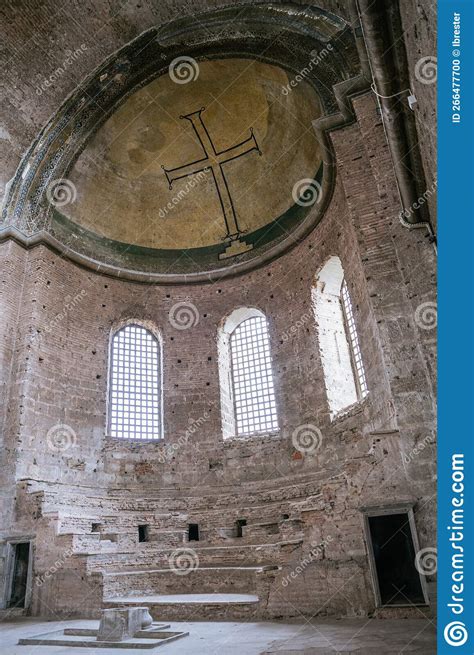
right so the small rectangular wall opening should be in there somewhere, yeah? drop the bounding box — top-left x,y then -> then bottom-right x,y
188,524 -> 199,542
367,511 -> 426,606
138,525 -> 149,543
235,519 -> 247,538
101,533 -> 118,543
91,523 -> 101,533
7,543 -> 30,609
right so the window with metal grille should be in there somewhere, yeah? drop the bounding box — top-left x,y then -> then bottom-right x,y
108,323 -> 162,440
313,256 -> 369,418
229,315 -> 279,436
341,280 -> 368,399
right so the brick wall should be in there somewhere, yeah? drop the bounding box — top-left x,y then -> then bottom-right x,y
0,89 -> 436,618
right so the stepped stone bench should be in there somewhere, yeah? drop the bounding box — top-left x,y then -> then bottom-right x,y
18,606 -> 189,649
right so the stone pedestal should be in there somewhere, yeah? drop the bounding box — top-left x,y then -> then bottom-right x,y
97,607 -> 154,642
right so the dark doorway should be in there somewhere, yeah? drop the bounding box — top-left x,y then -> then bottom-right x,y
8,542 -> 30,609
138,525 -> 149,543
368,513 -> 425,605
188,524 -> 199,541
235,519 -> 247,538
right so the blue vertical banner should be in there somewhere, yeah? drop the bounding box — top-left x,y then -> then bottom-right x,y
438,1 -> 474,653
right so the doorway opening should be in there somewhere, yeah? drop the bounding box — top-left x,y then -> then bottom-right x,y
366,510 -> 427,605
7,542 -> 31,609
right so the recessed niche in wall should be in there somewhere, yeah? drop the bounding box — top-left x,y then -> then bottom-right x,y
235,519 -> 247,538
101,533 -> 118,543
91,523 -> 101,533
188,524 -> 199,542
138,525 -> 150,543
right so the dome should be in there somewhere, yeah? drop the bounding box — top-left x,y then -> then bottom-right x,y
59,58 -> 323,275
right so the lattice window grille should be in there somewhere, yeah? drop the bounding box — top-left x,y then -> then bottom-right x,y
230,316 -> 279,436
341,280 -> 368,399
108,324 -> 162,439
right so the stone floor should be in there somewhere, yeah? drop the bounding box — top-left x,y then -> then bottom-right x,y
0,617 -> 436,654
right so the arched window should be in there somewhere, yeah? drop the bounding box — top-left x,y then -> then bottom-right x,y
218,308 -> 279,438
313,256 -> 368,418
107,323 -> 162,439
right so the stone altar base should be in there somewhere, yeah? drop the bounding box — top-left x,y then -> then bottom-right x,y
18,607 -> 189,649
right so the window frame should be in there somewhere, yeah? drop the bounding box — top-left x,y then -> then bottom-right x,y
106,320 -> 163,441
313,256 -> 369,419
218,308 -> 279,439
